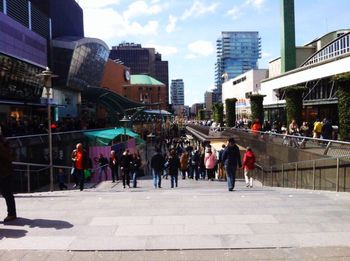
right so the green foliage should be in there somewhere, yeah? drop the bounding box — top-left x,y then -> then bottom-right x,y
225,98 -> 237,127
333,73 -> 350,140
249,94 -> 265,123
284,86 -> 306,126
198,109 -> 205,120
212,103 -> 224,124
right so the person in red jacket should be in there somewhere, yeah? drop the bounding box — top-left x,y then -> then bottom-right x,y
242,147 -> 256,188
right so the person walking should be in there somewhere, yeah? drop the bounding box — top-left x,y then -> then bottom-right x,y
242,147 -> 256,188
167,149 -> 180,188
0,134 -> 17,222
130,152 -> 142,188
151,149 -> 165,188
109,150 -> 118,183
217,144 -> 226,180
95,153 -> 109,181
180,150 -> 189,179
204,147 -> 217,181
120,149 -> 132,189
222,138 -> 242,191
71,143 -> 89,191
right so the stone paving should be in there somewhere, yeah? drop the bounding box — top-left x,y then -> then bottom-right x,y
1,177 -> 350,259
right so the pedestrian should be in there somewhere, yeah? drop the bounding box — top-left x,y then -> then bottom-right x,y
151,148 -> 165,188
217,144 -> 226,180
222,138 -> 242,191
71,143 -> 89,191
251,118 -> 262,133
120,149 -> 132,189
167,149 -> 180,188
190,148 -> 200,180
109,150 -> 118,183
0,134 -> 17,222
95,153 -> 109,181
321,118 -> 333,140
199,149 -> 206,179
242,147 -> 256,188
57,168 -> 68,190
180,150 -> 189,179
204,147 -> 217,181
130,152 -> 141,188
313,119 -> 323,139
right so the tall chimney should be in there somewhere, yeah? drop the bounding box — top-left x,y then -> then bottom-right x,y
281,0 -> 296,73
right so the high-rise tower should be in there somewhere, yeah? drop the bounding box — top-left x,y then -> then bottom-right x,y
215,31 -> 261,102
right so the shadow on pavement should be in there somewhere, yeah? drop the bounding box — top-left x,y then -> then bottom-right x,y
1,217 -> 74,230
0,228 -> 27,239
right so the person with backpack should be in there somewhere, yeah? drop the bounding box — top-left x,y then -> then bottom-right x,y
242,147 -> 256,188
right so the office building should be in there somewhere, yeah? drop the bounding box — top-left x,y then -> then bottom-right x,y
215,31 -> 261,102
170,79 -> 184,106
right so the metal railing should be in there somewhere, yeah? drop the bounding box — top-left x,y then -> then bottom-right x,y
228,127 -> 350,157
255,155 -> 350,192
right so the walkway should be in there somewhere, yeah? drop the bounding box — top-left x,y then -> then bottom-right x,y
1,178 -> 350,259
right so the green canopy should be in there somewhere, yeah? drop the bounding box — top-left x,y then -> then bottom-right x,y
84,128 -> 144,146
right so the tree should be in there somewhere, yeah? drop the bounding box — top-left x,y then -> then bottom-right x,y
225,98 -> 237,127
249,94 -> 265,124
198,109 -> 206,121
212,103 -> 224,124
332,72 -> 350,141
284,86 -> 306,126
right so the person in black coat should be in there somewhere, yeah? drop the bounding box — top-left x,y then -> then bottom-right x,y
222,138 -> 242,191
166,149 -> 180,188
0,134 -> 17,222
119,149 -> 132,188
151,149 -> 165,188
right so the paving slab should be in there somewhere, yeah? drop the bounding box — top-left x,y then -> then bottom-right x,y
1,177 -> 350,258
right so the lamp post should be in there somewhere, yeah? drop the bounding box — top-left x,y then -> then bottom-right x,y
120,115 -> 131,143
37,67 -> 58,192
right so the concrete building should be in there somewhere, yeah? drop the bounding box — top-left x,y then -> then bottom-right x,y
261,29 -> 350,125
215,31 -> 261,102
191,103 -> 204,117
204,91 -> 213,111
222,69 -> 268,119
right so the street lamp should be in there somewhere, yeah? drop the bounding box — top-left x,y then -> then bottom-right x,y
37,67 -> 58,192
120,115 -> 131,142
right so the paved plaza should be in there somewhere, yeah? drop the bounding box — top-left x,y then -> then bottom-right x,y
1,177 -> 350,260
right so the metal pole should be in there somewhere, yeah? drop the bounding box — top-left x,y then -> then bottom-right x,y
282,163 -> 284,187
270,167 -> 273,186
47,86 -> 54,192
336,158 -> 340,192
312,160 -> 316,190
27,164 -> 31,193
295,163 -> 298,189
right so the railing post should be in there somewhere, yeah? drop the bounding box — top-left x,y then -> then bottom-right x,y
295,163 -> 298,189
336,158 -> 340,192
270,167 -> 273,186
262,166 -> 265,186
27,164 -> 30,193
282,164 -> 284,187
313,160 -> 316,190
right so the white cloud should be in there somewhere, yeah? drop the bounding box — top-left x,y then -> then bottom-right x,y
206,84 -> 215,91
181,1 -> 218,20
78,0 -> 120,9
80,0 -> 162,42
261,51 -> 271,58
144,43 -> 178,56
244,0 -> 265,9
227,6 -> 241,19
123,1 -> 162,20
186,40 -> 214,58
166,15 -> 178,33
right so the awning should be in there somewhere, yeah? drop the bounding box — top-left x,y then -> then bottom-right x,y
144,109 -> 172,115
84,128 -> 144,146
83,86 -> 145,114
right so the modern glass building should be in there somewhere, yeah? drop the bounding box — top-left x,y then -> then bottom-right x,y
215,31 -> 261,102
170,79 -> 184,106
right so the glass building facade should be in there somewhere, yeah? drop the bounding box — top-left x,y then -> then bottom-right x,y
171,79 -> 184,106
52,37 -> 109,90
215,31 -> 261,101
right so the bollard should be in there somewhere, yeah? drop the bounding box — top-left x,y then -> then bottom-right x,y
27,164 -> 31,193
336,158 -> 340,192
312,160 -> 316,190
295,163 -> 298,189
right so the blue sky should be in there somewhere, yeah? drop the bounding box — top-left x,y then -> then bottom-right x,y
78,0 -> 350,106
